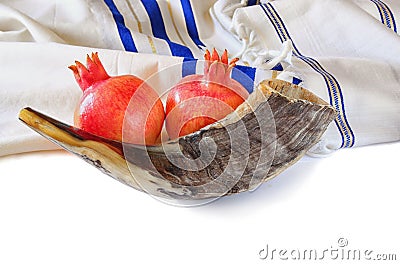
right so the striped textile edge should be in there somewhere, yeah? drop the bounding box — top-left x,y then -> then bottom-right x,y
140,0 -> 194,57
103,0 -> 138,52
180,0 -> 206,48
370,0 -> 397,33
103,0 -> 196,57
261,3 -> 355,148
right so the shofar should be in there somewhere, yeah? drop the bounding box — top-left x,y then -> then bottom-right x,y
19,79 -> 336,201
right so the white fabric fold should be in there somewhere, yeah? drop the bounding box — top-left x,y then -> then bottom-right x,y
0,42 -> 184,156
0,3 -> 65,43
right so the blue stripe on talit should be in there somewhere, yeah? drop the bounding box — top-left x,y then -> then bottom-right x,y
247,0 -> 258,6
271,63 -> 284,71
103,0 -> 137,52
180,0 -> 206,48
182,57 -> 197,77
371,0 -> 397,33
181,58 -> 256,93
141,0 -> 194,58
232,65 -> 256,93
261,3 -> 355,148
292,77 -> 302,85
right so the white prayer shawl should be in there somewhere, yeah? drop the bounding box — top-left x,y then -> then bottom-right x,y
0,0 -> 399,157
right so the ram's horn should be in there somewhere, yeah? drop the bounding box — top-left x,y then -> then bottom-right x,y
19,79 -> 336,202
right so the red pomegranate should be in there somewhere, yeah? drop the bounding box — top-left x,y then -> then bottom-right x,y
165,49 -> 249,139
69,52 -> 165,145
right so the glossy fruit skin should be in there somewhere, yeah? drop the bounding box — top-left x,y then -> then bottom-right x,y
70,53 -> 165,145
165,49 -> 249,139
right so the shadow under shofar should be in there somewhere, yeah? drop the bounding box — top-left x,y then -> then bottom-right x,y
18,79 -> 336,202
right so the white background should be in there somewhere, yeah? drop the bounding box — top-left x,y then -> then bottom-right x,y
0,142 -> 399,265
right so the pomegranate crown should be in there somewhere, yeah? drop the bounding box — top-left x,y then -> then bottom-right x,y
203,48 -> 239,83
69,52 -> 110,91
